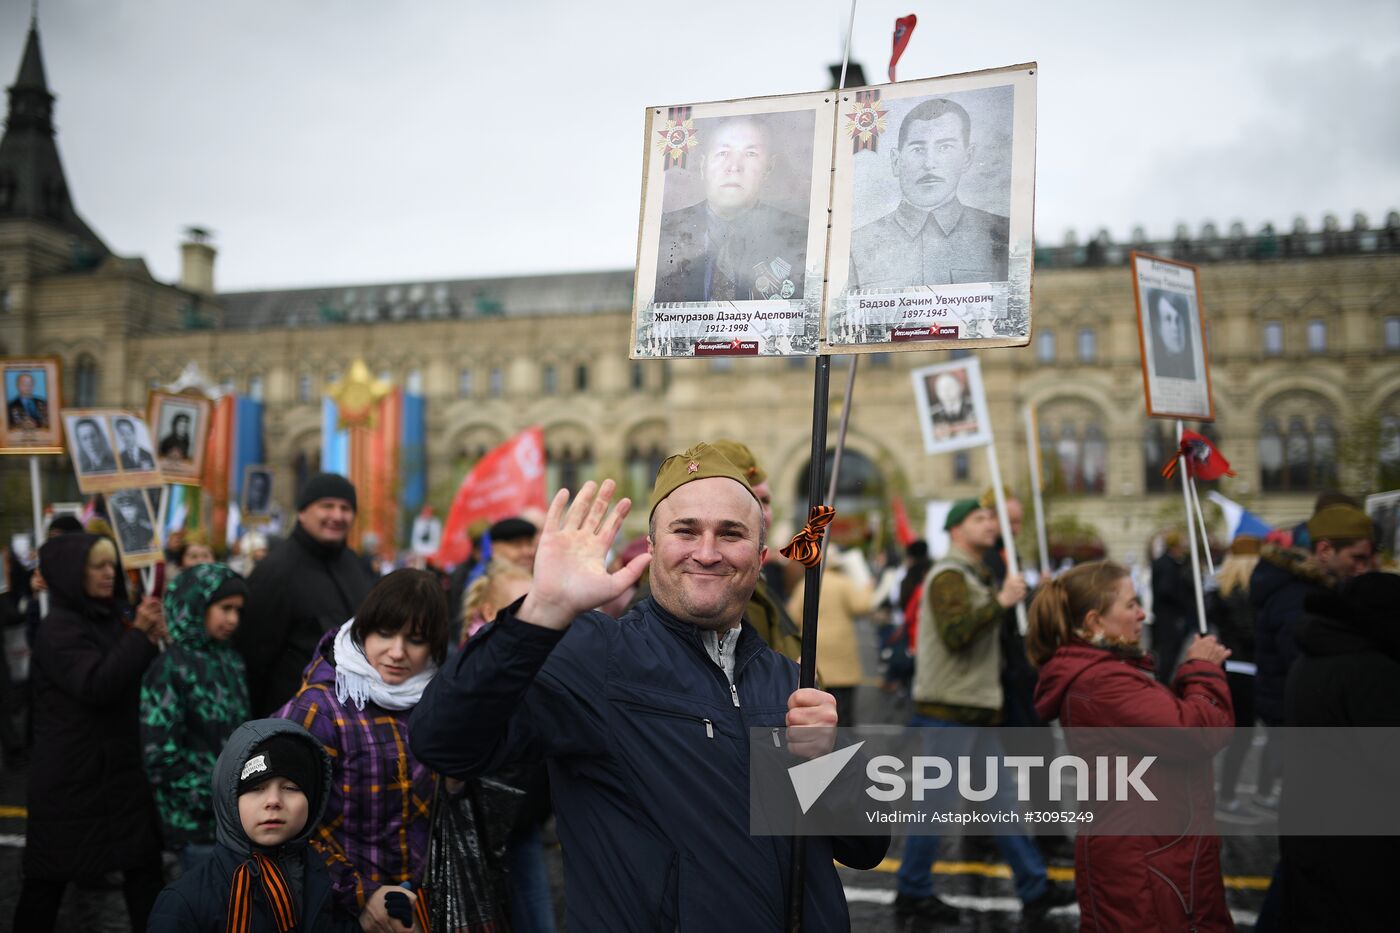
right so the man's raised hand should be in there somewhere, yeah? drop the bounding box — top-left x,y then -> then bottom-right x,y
517,480 -> 652,631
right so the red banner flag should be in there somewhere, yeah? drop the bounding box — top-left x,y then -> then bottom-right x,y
203,395 -> 234,548
891,495 -> 916,547
364,389 -> 402,560
889,14 -> 917,82
1162,429 -> 1236,482
434,426 -> 548,568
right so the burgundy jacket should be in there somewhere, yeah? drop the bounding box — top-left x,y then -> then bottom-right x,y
1035,643 -> 1235,933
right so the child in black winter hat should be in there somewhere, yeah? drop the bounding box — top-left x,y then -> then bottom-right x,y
147,719 -> 358,932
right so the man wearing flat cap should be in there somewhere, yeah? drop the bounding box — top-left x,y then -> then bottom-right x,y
896,499 -> 1072,925
1250,500 -> 1375,805
411,443 -> 888,931
235,473 -> 377,715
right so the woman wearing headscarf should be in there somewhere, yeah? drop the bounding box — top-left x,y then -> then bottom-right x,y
1028,559 -> 1235,932
140,562 -> 251,870
13,533 -> 168,932
278,569 -> 447,932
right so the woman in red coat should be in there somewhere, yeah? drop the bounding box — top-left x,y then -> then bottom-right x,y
1027,560 -> 1235,932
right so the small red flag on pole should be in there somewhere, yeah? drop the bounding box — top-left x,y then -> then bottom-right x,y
889,15 -> 917,82
1162,429 -> 1236,482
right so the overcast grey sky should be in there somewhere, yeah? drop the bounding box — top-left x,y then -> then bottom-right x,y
3,0 -> 1398,291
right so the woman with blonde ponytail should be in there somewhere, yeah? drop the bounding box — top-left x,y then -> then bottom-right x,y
1028,560 -> 1236,933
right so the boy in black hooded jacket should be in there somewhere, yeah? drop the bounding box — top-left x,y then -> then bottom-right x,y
148,718 -> 362,932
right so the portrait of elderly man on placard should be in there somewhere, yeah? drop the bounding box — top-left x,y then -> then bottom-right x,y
925,369 -> 979,442
849,95 -> 1010,290
1146,288 -> 1198,381
654,112 -> 811,304
7,371 -> 49,430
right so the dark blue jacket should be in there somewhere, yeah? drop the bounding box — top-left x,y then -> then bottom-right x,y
1250,547 -> 1329,724
147,719 -> 358,933
410,596 -> 888,932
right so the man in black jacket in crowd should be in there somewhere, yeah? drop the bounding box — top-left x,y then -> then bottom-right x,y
234,473 -> 376,716
1276,571 -> 1397,931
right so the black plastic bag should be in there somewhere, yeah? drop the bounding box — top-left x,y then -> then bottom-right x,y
420,776 -> 525,933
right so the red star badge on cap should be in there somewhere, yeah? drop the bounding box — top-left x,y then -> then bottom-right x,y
687,460 -> 699,474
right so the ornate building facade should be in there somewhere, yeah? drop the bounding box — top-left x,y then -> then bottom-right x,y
3,26 -> 1399,559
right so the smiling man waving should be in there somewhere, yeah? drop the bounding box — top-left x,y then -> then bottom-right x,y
411,443 -> 887,931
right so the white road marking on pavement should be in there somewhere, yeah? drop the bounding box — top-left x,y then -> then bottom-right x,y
842,886 -> 1258,926
0,833 -> 26,847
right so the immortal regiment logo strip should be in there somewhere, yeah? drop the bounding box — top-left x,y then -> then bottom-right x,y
658,105 -> 698,170
846,89 -> 888,154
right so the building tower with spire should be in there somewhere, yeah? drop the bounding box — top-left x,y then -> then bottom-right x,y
0,21 -> 109,277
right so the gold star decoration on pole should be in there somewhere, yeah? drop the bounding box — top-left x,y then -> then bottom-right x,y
328,360 -> 392,430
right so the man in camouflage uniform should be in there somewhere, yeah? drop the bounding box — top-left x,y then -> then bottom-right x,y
894,499 -> 1071,927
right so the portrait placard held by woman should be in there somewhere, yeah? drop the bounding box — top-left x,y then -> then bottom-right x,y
14,533 -> 168,933
1027,560 -> 1235,933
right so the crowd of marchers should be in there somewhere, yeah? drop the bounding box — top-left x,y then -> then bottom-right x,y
0,439 -> 1394,933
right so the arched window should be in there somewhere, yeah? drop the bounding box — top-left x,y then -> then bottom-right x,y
247,374 -> 265,401
1380,415 -> 1400,490
457,368 -> 473,399
1259,394 -> 1340,492
542,365 -> 558,395
1035,398 -> 1108,495
574,364 -> 589,392
794,448 -> 886,526
547,443 -> 595,495
623,421 -> 669,503
1285,416 -> 1311,489
1258,419 -> 1284,490
1312,417 -> 1338,488
75,354 -> 98,406
1143,422 -> 1171,492
1036,330 -> 1056,363
1082,425 -> 1107,493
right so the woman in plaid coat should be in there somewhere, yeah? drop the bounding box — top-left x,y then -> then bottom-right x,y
279,569 -> 446,932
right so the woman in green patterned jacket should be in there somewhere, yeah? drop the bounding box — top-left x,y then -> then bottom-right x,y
139,562 -> 251,871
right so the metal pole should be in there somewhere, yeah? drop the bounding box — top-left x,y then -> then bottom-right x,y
29,455 -> 48,616
824,357 -> 859,508
790,6 -> 857,928
1177,420 -> 1208,635
985,441 -> 1027,635
1188,476 -> 1215,576
1023,406 -> 1051,577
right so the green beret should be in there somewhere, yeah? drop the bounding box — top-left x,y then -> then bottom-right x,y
649,442 -> 758,517
710,439 -> 767,485
1306,505 -> 1372,542
944,498 -> 983,531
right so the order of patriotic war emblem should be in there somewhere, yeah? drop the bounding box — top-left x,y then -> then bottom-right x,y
634,99 -> 832,358
827,67 -> 1036,351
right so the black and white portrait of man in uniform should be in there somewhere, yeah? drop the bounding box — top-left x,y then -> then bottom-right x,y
848,95 -> 1010,290
654,114 -> 810,304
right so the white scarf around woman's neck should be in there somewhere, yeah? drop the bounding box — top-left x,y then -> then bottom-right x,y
332,619 -> 437,711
